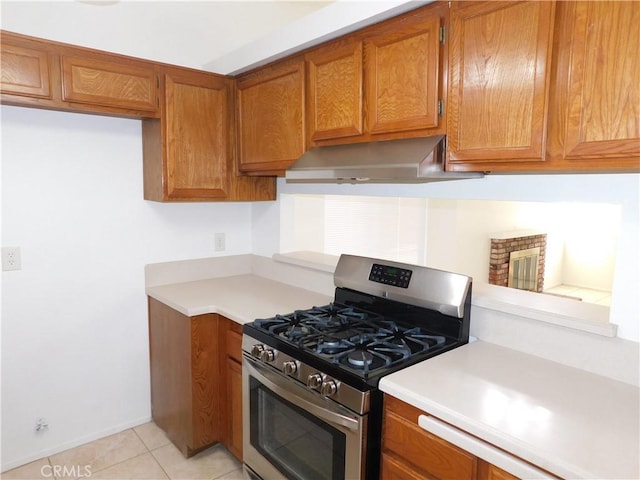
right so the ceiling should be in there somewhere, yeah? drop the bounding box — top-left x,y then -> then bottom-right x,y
0,0 -> 426,75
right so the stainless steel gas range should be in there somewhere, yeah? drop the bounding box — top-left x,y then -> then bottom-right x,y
242,254 -> 472,480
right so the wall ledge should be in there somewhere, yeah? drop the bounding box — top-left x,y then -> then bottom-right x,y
472,283 -> 617,338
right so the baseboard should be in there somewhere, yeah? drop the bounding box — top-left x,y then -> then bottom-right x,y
1,415 -> 152,473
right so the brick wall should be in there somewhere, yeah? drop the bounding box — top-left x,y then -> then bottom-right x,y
489,234 -> 547,292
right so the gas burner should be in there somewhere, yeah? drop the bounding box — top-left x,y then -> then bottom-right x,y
315,336 -> 354,355
253,300 -> 453,377
347,351 -> 374,367
304,304 -> 378,329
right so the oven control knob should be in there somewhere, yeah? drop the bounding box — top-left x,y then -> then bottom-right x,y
259,348 -> 275,362
250,344 -> 264,358
320,380 -> 338,396
306,373 -> 323,390
282,361 -> 297,375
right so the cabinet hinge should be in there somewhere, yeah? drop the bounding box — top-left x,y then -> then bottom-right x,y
440,26 -> 446,45
438,99 -> 444,116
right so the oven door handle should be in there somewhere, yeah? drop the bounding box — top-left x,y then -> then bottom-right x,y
244,355 -> 360,431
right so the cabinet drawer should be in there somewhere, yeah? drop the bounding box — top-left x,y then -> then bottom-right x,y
226,321 -> 243,362
61,55 -> 158,113
383,402 -> 476,479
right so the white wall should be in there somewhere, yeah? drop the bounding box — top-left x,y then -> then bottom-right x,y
0,106 -> 255,470
0,1 -> 330,71
273,175 -> 640,343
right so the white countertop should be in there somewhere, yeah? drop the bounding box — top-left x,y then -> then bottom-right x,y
146,270 -> 639,479
145,274 -> 332,323
379,341 -> 640,480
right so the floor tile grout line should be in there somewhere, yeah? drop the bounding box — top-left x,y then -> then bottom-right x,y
131,426 -> 173,480
47,428 -> 151,479
148,446 -> 172,480
131,426 -> 153,453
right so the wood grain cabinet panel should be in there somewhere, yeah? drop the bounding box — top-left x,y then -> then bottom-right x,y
477,460 -> 520,480
1,43 -> 51,99
547,1 -> 640,169
61,55 -> 158,113
148,298 -> 220,457
382,395 -> 541,480
365,12 -> 441,135
383,396 -> 477,479
142,68 -> 275,202
447,1 -> 555,167
237,60 -> 305,175
226,357 -> 243,460
163,72 -> 229,199
220,317 -> 243,461
306,40 -> 363,141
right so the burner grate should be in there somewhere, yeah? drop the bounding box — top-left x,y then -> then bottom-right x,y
253,302 -> 448,376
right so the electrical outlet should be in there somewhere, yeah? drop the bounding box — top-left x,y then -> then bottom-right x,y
214,233 -> 226,252
35,417 -> 48,432
2,247 -> 21,271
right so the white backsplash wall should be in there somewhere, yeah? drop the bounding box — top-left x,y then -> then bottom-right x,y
0,106 -> 255,470
274,173 -> 640,343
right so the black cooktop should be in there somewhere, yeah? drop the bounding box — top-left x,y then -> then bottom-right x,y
244,287 -> 470,389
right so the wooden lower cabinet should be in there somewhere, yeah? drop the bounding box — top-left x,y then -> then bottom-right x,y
382,395 -> 521,480
148,297 -> 220,457
148,300 -> 244,460
220,317 -> 244,460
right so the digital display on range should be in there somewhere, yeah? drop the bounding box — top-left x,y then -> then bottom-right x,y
369,263 -> 412,288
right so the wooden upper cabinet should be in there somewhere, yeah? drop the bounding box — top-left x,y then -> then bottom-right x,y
143,70 -> 230,201
143,68 -> 276,202
236,59 -> 305,175
1,42 -> 51,99
1,30 -> 160,117
447,1 -> 556,167
306,5 -> 446,148
164,72 -> 229,199
547,1 -> 640,169
365,10 -> 442,135
306,40 -> 363,142
61,55 -> 158,114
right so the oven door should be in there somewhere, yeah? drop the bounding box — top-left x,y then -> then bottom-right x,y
242,354 -> 366,480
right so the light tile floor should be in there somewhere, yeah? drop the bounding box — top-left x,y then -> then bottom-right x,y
2,423 -> 245,480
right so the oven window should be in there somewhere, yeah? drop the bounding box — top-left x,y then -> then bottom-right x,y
249,377 -> 346,480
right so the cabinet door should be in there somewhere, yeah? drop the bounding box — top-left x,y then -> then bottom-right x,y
165,72 -> 230,200
381,452 -> 433,480
383,396 -> 476,479
306,40 -> 363,142
549,1 -> 640,168
61,55 -> 158,114
365,11 -> 441,135
237,60 -> 305,175
447,1 -> 555,166
477,460 -> 520,480
142,69 -> 276,202
226,357 -> 243,460
1,43 -> 51,99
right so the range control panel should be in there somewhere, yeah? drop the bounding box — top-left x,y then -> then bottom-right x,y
369,263 -> 412,289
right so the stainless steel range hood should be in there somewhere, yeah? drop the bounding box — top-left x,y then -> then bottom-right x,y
285,135 -> 483,183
